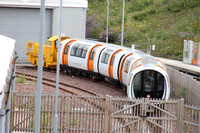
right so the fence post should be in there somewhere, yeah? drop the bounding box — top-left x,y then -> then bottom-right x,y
140,98 -> 146,132
65,94 -> 70,133
198,110 -> 200,133
10,92 -> 15,132
104,95 -> 111,133
178,98 -> 184,133
177,99 -> 180,133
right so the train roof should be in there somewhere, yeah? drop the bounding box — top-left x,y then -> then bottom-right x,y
81,38 -> 149,56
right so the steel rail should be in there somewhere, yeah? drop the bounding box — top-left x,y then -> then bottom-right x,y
15,72 -> 97,96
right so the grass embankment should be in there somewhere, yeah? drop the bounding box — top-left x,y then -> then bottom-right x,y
86,0 -> 200,60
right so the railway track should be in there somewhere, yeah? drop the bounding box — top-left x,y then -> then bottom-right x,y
15,72 -> 98,96
15,71 -> 131,132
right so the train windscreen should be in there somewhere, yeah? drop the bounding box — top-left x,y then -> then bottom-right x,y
132,70 -> 165,99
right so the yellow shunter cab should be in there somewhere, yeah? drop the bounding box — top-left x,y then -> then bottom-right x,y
26,36 -> 69,69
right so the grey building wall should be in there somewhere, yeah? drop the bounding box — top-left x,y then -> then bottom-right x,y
52,7 -> 86,39
0,7 -> 52,63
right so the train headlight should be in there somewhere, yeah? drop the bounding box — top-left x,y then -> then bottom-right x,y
147,94 -> 151,99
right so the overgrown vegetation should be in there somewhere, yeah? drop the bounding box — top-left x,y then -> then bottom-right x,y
86,0 -> 200,60
177,86 -> 186,98
16,75 -> 26,84
16,75 -> 36,85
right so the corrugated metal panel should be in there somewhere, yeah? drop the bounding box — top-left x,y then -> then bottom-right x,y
52,7 -> 86,39
0,7 -> 52,63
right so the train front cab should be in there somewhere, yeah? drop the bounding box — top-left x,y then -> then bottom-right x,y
132,70 -> 165,99
129,67 -> 170,100
127,56 -> 170,100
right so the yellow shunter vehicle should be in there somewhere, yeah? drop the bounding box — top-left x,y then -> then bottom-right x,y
26,36 -> 69,69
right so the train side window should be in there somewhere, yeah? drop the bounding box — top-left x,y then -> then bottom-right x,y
101,49 -> 114,64
70,43 -> 78,56
104,53 -> 110,63
81,46 -> 89,58
90,46 -> 99,60
143,71 -> 155,92
124,60 -> 131,73
110,51 -> 120,66
124,57 -> 134,73
47,41 -> 52,46
64,41 -> 74,55
55,40 -> 58,48
157,73 -> 164,91
133,72 -> 141,91
110,55 -> 116,66
101,53 -> 107,63
76,45 -> 84,57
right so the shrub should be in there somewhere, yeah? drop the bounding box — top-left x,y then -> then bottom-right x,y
128,0 -> 154,12
16,75 -> 26,84
166,0 -> 200,13
132,9 -> 156,21
86,14 -> 106,39
99,28 -> 120,44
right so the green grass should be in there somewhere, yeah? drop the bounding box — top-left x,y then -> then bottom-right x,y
86,0 -> 200,60
16,75 -> 36,85
16,75 -> 26,84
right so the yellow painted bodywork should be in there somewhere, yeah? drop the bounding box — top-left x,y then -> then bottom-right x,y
26,36 -> 69,69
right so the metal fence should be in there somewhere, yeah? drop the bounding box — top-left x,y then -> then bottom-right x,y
10,92 -> 200,133
167,66 -> 200,107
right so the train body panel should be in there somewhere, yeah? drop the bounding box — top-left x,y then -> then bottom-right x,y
98,46 -> 115,77
121,53 -> 137,85
67,41 -> 92,70
119,52 -> 136,84
90,44 -> 107,73
60,39 -> 78,66
27,36 -> 170,100
60,38 -> 170,100
111,50 -> 128,80
59,38 -> 170,100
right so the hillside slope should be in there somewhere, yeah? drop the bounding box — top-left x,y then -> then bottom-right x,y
86,0 -> 200,60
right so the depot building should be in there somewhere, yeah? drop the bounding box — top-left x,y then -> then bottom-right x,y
0,0 -> 88,62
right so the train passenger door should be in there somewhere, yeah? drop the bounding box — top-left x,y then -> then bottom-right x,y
63,40 -> 76,65
119,53 -> 134,82
108,49 -> 123,78
99,49 -> 114,76
53,37 -> 69,62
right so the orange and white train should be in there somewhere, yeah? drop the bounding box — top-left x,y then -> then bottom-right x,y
59,38 -> 170,100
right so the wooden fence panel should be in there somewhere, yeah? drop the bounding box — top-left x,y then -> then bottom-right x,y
183,104 -> 200,133
10,93 -> 200,133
